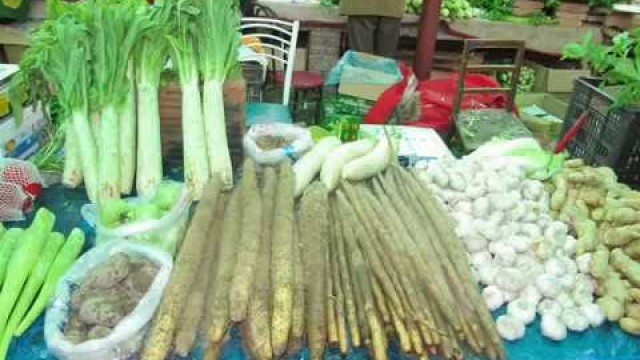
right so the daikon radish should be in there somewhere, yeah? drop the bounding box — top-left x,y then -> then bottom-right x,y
342,136 -> 391,181
320,139 -> 374,192
293,136 -> 341,197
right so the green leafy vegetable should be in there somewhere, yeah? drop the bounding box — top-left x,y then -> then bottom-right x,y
563,30 -> 640,107
153,182 -> 182,211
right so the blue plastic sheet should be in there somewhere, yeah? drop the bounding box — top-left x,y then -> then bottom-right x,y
325,51 -> 401,87
6,185 -> 640,360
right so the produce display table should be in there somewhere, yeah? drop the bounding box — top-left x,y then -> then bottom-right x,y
444,19 -> 602,57
6,184 -> 640,360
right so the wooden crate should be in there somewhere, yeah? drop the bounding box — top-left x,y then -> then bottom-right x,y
558,2 -> 590,14
583,6 -> 610,26
433,51 -> 484,72
159,78 -> 246,171
512,0 -> 543,16
556,11 -> 588,27
605,10 -> 640,30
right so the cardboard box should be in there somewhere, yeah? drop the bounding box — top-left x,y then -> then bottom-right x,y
516,93 -> 568,146
0,106 -> 46,159
338,52 -> 401,101
512,0 -> 544,16
528,61 -> 590,93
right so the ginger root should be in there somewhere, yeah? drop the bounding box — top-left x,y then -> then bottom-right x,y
605,208 -> 640,226
574,216 -> 599,255
625,303 -> 640,319
597,296 -> 625,322
620,317 -> 640,335
624,240 -> 640,260
590,246 -> 610,280
603,225 -> 640,247
550,174 -> 568,212
611,249 -> 640,287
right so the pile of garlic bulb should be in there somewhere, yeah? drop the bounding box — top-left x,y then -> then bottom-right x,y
415,157 -> 605,341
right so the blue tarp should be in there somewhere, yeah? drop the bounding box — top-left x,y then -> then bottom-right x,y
6,185 -> 640,360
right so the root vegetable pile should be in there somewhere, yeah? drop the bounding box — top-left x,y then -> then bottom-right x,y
143,160 -> 504,360
417,157 -> 602,342
547,160 -> 640,336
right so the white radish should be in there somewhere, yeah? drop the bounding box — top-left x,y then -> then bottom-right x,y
320,139 -> 374,191
293,136 -> 341,197
342,135 -> 392,181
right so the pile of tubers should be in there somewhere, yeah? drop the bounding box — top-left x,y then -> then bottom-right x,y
548,159 -> 640,335
141,159 -> 504,360
65,253 -> 159,344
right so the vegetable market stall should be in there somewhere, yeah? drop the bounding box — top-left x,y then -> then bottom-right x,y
5,181 -> 640,360
3,1 -> 640,360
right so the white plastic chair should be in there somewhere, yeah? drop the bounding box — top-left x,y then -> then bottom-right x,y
240,17 -> 300,107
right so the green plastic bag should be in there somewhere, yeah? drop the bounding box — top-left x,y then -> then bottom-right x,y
0,0 -> 32,22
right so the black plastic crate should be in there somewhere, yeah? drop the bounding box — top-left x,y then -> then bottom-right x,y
564,77 -> 640,186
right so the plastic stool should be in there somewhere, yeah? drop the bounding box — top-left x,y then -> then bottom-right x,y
275,71 -> 324,125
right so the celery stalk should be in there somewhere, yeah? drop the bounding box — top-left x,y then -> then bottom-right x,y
181,75 -> 210,199
72,108 -> 99,204
119,61 -> 137,195
99,104 -> 121,201
202,78 -> 233,187
135,82 -> 163,195
62,123 -> 82,188
168,2 -> 210,199
197,0 -> 241,189
135,4 -> 171,196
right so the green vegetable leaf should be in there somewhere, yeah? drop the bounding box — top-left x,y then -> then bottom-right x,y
562,43 -> 586,60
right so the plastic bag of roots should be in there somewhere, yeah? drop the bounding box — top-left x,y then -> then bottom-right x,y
45,241 -> 173,360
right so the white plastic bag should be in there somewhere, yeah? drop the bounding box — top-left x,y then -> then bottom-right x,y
81,181 -> 191,256
243,123 -> 313,165
45,241 -> 173,360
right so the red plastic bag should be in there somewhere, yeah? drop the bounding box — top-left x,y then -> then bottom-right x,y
364,71 -> 510,133
364,63 -> 414,125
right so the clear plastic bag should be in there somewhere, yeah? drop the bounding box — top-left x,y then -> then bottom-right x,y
81,181 -> 191,256
243,123 -> 313,165
45,241 -> 173,360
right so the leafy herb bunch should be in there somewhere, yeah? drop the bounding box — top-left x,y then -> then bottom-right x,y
563,30 -> 640,107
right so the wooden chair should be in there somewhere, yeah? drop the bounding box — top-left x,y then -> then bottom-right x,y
451,39 -> 533,153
